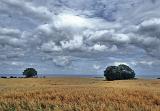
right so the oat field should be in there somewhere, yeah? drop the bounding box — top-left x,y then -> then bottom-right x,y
0,77 -> 159,111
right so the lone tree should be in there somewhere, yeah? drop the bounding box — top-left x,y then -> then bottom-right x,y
104,64 -> 135,81
23,68 -> 37,78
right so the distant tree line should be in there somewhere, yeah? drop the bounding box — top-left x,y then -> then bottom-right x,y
1,68 -> 38,78
1,65 -> 136,80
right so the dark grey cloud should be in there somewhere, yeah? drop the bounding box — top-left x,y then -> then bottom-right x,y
0,0 -> 160,75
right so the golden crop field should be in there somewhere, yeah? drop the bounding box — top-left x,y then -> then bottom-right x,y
0,77 -> 159,111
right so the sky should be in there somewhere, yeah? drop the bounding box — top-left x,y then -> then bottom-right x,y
0,0 -> 160,75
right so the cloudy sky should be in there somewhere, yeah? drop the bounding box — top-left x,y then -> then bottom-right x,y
0,0 -> 160,75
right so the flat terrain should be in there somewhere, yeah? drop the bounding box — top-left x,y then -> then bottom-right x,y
0,77 -> 159,111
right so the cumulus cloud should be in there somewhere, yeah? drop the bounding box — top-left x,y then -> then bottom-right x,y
0,0 -> 160,75
53,56 -> 72,67
0,0 -> 53,22
41,41 -> 62,52
55,14 -> 93,28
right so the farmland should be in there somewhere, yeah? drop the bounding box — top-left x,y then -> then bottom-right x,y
0,77 -> 159,111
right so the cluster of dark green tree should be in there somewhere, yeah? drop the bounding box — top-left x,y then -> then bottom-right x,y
23,68 -> 37,78
22,64 -> 135,80
104,64 -> 135,81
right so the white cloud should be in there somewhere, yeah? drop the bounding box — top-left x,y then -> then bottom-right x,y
41,41 -> 62,52
91,44 -> 107,52
55,14 -> 93,28
139,61 -> 153,66
0,0 -> 53,22
93,64 -> 101,70
0,0 -> 160,75
0,27 -> 21,36
53,56 -> 71,67
60,35 -> 84,51
113,62 -> 129,66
